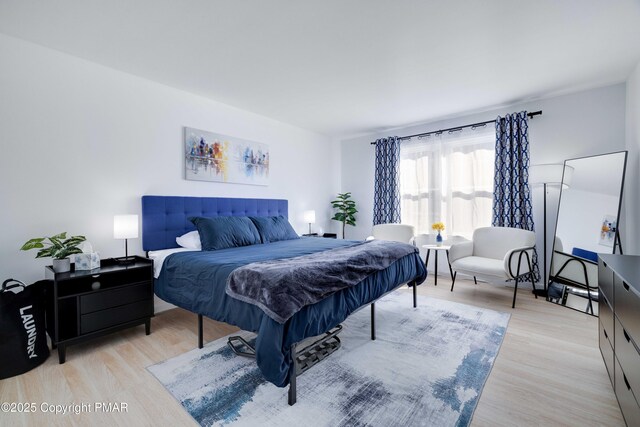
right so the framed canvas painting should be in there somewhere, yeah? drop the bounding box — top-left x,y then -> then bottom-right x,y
184,127 -> 269,186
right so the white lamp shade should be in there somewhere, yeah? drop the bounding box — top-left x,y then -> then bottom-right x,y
530,164 -> 574,188
114,215 -> 139,239
303,210 -> 316,224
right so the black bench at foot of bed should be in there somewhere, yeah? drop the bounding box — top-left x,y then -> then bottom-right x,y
197,282 -> 418,406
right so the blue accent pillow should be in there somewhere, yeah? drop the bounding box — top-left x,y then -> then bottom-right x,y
572,247 -> 599,263
249,216 -> 300,243
189,216 -> 261,251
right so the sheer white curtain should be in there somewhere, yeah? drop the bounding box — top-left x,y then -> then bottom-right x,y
400,125 -> 495,239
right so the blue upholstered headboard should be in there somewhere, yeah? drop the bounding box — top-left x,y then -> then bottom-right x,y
141,195 -> 288,251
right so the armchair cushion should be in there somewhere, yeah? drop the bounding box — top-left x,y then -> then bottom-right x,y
451,256 -> 508,279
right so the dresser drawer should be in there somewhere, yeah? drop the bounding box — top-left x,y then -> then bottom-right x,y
615,358 -> 640,427
80,282 -> 151,314
615,317 -> 640,395
599,259 -> 614,304
599,291 -> 614,344
80,299 -> 153,334
599,320 -> 614,386
615,275 -> 640,342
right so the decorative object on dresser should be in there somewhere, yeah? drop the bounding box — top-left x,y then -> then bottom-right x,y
45,256 -> 153,363
548,151 -> 627,315
598,254 -> 640,426
331,192 -> 357,239
113,214 -> 139,264
20,232 -> 87,273
184,127 -> 269,186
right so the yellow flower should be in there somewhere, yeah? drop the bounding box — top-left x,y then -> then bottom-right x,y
432,222 -> 445,232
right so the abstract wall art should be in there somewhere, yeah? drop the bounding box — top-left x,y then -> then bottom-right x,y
599,214 -> 617,247
184,127 -> 269,186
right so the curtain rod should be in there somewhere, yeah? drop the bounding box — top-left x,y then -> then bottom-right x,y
370,110 -> 542,145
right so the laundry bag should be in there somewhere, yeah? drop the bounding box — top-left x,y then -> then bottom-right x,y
0,279 -> 50,379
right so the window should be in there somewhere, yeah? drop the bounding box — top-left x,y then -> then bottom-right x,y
399,126 -> 495,239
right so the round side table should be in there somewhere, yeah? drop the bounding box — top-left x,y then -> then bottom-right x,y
421,244 -> 454,287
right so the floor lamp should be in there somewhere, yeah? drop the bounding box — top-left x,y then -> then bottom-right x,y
529,164 -> 573,297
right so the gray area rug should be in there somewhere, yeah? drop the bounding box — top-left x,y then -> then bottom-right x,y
148,292 -> 510,426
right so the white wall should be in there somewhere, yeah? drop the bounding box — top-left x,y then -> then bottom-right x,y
0,34 -> 339,297
341,84 -> 627,277
625,62 -> 640,255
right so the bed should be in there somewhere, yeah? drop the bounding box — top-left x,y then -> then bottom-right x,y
142,195 -> 427,404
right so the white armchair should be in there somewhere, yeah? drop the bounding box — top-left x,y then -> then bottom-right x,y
369,224 -> 415,244
449,227 -> 538,308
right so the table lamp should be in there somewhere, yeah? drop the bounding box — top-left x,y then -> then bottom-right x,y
303,210 -> 316,235
114,214 -> 138,264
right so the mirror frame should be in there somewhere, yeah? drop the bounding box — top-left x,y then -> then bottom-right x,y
548,150 -> 628,316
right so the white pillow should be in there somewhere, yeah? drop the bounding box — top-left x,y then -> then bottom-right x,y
176,231 -> 202,250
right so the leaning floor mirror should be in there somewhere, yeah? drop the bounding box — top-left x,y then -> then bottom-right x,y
548,151 -> 628,316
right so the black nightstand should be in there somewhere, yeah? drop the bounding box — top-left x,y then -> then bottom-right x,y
302,233 -> 338,239
45,256 -> 154,363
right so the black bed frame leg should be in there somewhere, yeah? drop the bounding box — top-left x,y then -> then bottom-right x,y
288,343 -> 297,406
198,314 -> 203,349
371,303 -> 375,341
412,281 -> 417,308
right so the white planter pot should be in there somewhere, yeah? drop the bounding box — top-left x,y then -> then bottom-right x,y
52,258 -> 71,273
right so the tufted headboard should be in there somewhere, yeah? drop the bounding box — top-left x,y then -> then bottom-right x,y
141,195 -> 289,251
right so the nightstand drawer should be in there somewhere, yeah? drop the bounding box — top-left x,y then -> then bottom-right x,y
80,282 -> 151,314
599,320 -> 614,386
56,267 -> 152,298
615,358 -> 640,427
80,299 -> 153,334
616,317 -> 640,396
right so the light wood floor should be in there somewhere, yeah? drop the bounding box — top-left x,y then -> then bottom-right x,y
0,276 -> 623,427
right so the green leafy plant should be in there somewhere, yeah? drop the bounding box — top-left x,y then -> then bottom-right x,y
20,232 -> 86,260
331,192 -> 358,239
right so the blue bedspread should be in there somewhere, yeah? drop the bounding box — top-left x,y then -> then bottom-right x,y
155,237 -> 427,387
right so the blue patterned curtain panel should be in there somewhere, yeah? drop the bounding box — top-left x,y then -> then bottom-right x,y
373,137 -> 401,225
492,112 -> 540,280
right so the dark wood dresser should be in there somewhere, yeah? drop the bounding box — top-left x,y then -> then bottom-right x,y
599,254 -> 640,426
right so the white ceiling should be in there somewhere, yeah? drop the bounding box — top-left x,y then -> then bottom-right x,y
1,1 -> 639,138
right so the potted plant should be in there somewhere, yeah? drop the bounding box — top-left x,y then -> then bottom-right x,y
331,192 -> 357,239
21,232 -> 86,273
